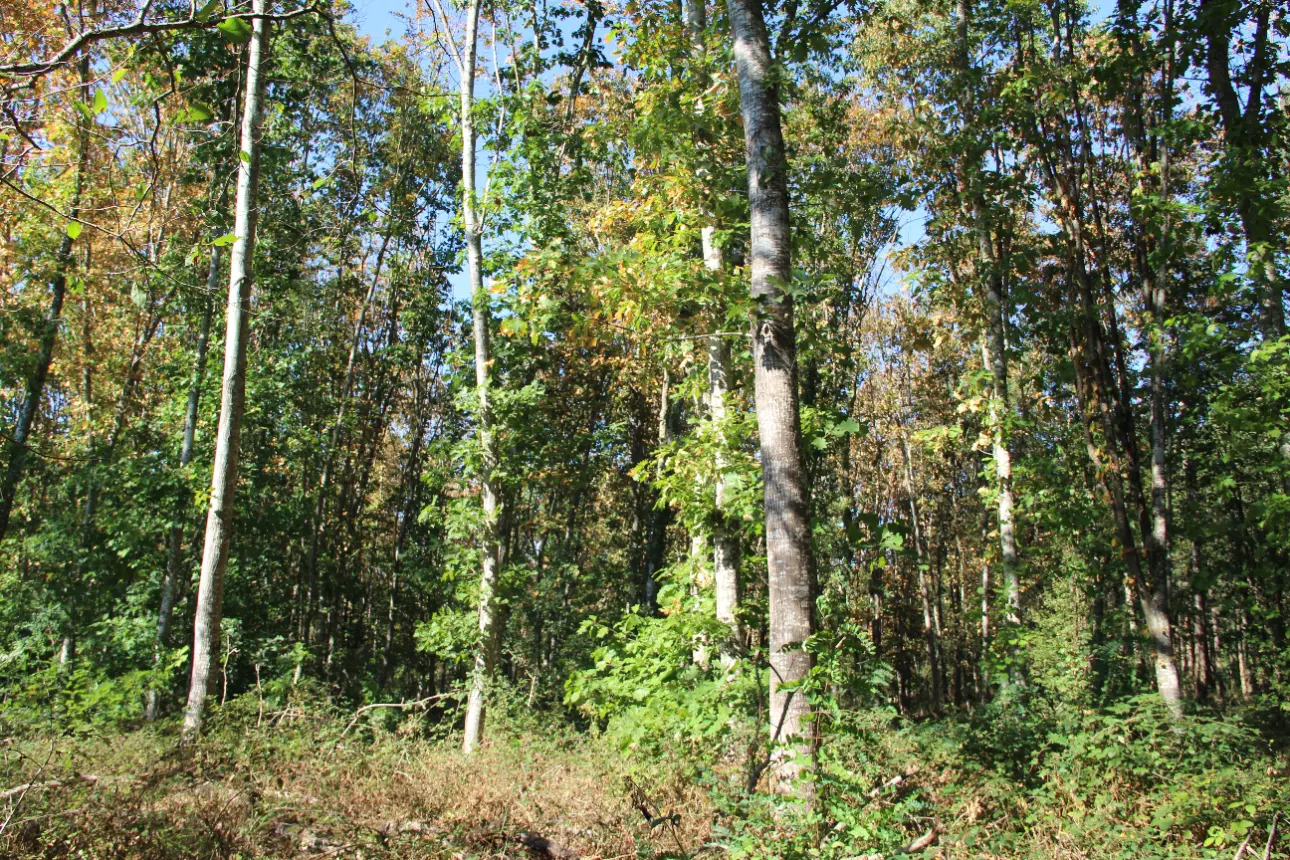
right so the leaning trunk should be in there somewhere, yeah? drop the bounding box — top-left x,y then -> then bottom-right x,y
181,0 -> 269,742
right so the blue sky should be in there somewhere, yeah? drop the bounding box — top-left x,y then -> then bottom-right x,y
348,0 -> 413,44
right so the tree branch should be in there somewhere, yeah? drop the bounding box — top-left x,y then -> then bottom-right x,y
0,6 -> 324,78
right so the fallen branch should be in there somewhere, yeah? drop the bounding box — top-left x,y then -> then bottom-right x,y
0,740 -> 54,837
903,823 -> 940,854
0,772 -> 125,802
867,766 -> 920,800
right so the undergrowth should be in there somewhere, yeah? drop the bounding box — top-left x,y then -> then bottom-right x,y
0,687 -> 1285,859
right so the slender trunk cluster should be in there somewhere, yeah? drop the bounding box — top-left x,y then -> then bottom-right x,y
146,256 -> 217,722
0,62 -> 91,545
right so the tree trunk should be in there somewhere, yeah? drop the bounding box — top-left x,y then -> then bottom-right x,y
688,0 -> 741,657
708,332 -> 742,663
642,371 -> 673,612
181,0 -> 269,742
726,0 -> 816,799
461,0 -> 505,754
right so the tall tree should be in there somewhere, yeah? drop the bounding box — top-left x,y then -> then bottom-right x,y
726,0 -> 816,798
433,0 -> 507,755
181,0 -> 270,742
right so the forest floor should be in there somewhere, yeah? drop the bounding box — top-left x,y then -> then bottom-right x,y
1,693 -> 1286,859
0,702 -> 715,859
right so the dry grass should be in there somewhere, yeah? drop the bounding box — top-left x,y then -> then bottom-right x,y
0,707 -> 715,859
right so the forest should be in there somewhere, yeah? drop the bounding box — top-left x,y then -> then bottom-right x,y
0,0 -> 1287,856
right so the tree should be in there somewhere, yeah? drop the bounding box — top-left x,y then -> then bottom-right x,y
726,0 -> 816,798
181,0 -> 270,742
425,0 -> 507,755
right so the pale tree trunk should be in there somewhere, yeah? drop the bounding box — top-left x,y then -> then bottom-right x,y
708,332 -> 742,663
0,62 -> 90,545
697,108 -> 741,659
1139,175 -> 1184,720
979,325 -> 1019,626
458,0 -> 504,755
727,0 -> 816,799
146,256 -> 216,722
181,1 -> 269,742
1137,4 -> 1185,720
1033,76 -> 1183,716
686,0 -> 742,666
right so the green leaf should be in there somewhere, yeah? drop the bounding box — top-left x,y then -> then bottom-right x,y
195,0 -> 223,22
66,221 -> 82,240
110,67 -> 127,84
92,89 -> 107,114
211,232 -> 237,247
217,16 -> 253,44
239,150 -> 252,164
183,102 -> 214,122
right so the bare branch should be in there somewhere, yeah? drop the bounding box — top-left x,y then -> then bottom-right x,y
0,6 -> 324,78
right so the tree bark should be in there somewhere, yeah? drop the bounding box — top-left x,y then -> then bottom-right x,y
181,0 -> 269,742
726,0 -> 816,799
